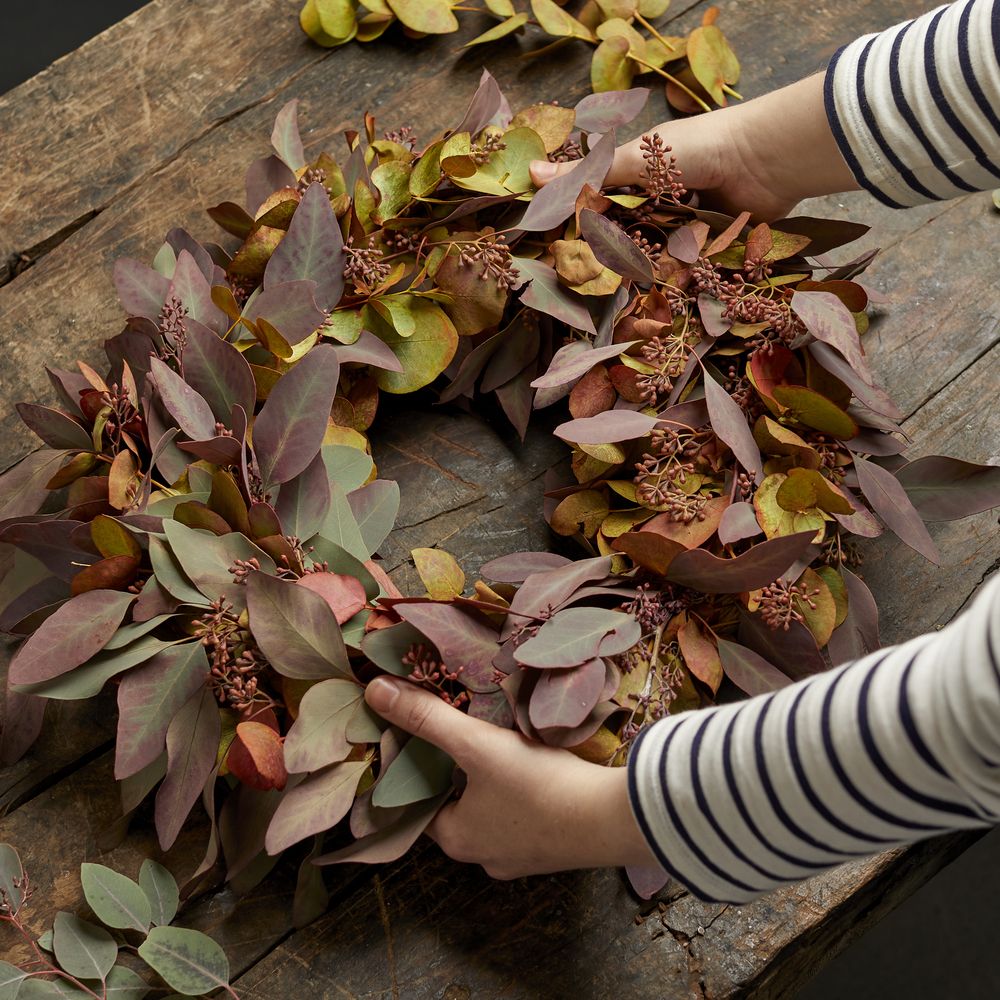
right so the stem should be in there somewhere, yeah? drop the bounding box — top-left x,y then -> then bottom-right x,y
634,13 -> 680,54
722,83 -> 744,101
631,56 -> 713,114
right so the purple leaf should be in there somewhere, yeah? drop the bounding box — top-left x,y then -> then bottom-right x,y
517,132 -> 616,233
245,154 -> 297,215
333,330 -> 403,372
703,365 -> 763,480
154,686 -> 220,850
275,451 -> 332,541
481,315 -> 540,394
495,362 -> 535,439
528,657 -> 605,729
166,229 -> 215,280
46,366 -> 90,416
15,403 -> 92,451
271,99 -> 306,171
626,863 -> 670,900
371,735 -> 454,808
395,603 -> 500,692
555,409 -> 659,444
177,436 -> 243,467
737,610 -> 825,680
480,551 -> 571,583
438,333 -> 503,404
113,258 -> 170,320
313,794 -> 445,866
516,258 -> 597,335
667,226 -> 701,264
8,589 -> 133,686
182,321 -> 256,422
666,531 -> 817,594
246,279 -> 326,345
717,501 -> 763,545
853,455 -> 939,563
894,456 -> 1000,521
514,608 -> 639,669
792,290 -> 873,383
579,208 -> 654,285
170,250 -> 226,333
831,489 -> 883,538
827,567 -> 881,664
115,642 -> 210,780
807,342 -> 901,419
502,555 -> 612,640
454,68 -> 507,135
573,87 -> 649,132
265,759 -> 370,855
0,678 -> 47,765
247,571 -> 351,679
467,689 -> 515,729
535,700 -> 617,748
264,182 -> 345,309
0,520 -> 94,582
0,450 -> 66,521
717,638 -> 792,696
844,428 -> 907,457
148,357 -> 217,440
698,295 -> 730,337
253,344 -> 340,488
531,338 -> 636,390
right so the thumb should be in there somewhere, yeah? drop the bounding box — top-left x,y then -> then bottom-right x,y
529,158 -> 579,188
365,676 -> 476,759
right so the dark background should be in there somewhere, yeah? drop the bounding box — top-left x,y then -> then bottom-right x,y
4,4 -> 999,998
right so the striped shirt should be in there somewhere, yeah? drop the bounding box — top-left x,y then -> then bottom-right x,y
824,0 -> 1000,206
627,1 -> 1000,900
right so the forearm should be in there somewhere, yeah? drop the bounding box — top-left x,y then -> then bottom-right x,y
627,574 -> 1000,903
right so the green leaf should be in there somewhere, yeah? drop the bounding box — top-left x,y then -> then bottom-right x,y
387,0 -> 458,33
137,927 -> 230,997
52,911 -> 117,980
591,35 -> 634,93
531,0 -> 594,39
104,965 -> 152,1000
772,385 -> 858,439
139,860 -> 179,927
372,300 -> 459,394
321,445 -> 374,494
0,844 -> 26,914
283,678 -> 365,773
80,863 -> 151,932
0,960 -> 28,1000
466,12 -> 529,46
372,736 -> 455,808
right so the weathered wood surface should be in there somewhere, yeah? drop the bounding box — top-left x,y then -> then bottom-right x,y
1,0 -> 997,997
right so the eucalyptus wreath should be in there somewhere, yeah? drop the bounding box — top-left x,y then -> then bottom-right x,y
2,74 -> 998,918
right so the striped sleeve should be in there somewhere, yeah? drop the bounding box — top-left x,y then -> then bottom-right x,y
824,0 -> 1000,207
626,572 -> 1000,904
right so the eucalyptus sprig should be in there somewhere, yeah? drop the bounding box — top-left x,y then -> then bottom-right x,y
299,0 -> 741,113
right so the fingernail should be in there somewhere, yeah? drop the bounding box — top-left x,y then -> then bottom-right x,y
366,676 -> 401,713
531,159 -> 558,182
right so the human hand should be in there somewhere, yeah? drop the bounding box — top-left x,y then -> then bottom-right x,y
364,675 -> 658,879
530,74 -> 858,222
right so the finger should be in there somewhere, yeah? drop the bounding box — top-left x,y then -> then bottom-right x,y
529,138 -> 646,190
365,676 -> 478,759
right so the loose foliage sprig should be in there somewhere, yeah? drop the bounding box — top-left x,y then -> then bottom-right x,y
0,843 -> 237,998
2,76 -> 999,908
299,1 -> 741,113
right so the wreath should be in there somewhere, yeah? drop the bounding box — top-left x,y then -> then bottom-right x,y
2,73 -> 998,920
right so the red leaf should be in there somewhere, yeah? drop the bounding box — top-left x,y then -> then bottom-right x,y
677,616 -> 723,693
297,572 -> 367,624
227,721 -> 288,792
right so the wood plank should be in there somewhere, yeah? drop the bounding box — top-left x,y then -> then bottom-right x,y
0,0 -> 934,473
0,0 -> 331,282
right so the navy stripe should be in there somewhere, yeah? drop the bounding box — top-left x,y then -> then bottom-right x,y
786,684 -> 895,845
898,655 -> 951,778
858,660 -> 980,819
888,18 -> 979,193
824,43 -> 909,209
755,696 -> 870,857
957,0 -> 1000,137
658,719 -> 761,895
923,5 -> 1000,180
722,708 -> 831,872
821,662 -> 940,833
689,710 -> 788,883
627,725 -> 724,902
854,34 -> 942,201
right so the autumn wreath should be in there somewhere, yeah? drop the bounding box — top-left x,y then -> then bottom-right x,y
2,74 -> 998,918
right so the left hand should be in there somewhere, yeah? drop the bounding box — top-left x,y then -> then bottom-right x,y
365,676 -> 658,879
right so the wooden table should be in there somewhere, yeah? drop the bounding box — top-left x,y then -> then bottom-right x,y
1,1 -> 997,996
